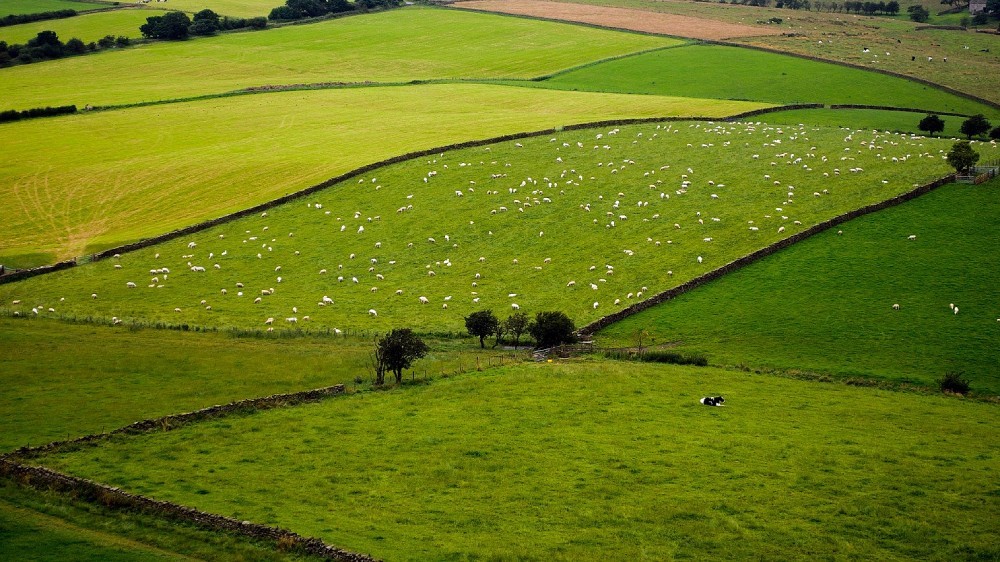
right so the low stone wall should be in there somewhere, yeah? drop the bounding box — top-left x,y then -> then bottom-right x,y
0,383 -> 378,561
0,259 -> 76,286
578,174 -> 956,336
0,460 -> 375,561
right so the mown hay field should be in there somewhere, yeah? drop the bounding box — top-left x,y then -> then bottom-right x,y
598,177 -> 1000,394
541,43 -> 999,117
0,85 -> 764,265
35,361 -> 1000,560
0,7 -> 164,44
2,121 -> 954,333
0,6 -> 677,110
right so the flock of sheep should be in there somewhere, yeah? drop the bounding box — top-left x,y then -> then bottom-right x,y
4,121 -> 981,331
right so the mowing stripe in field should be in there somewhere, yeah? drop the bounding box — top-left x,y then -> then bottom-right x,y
0,84 -> 767,265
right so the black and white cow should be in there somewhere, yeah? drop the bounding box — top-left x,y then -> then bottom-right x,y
700,396 -> 725,406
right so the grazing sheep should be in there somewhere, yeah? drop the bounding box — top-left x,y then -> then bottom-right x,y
126,282 -> 136,288
286,317 -> 297,323
511,303 -> 520,310
368,309 -> 378,317
892,304 -> 900,310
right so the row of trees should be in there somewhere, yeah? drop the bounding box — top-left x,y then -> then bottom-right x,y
919,113 -> 1000,140
0,9 -> 76,27
268,0 -> 400,22
140,10 -> 266,40
465,310 -> 578,350
0,31 -> 129,67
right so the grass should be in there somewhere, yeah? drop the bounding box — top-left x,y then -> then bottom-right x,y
0,479 -> 320,560
0,84 -> 763,264
544,0 -> 1000,103
597,178 -> 1000,395
0,6 -> 676,110
32,360 -> 1000,560
0,7 -> 163,44
539,43 -> 998,117
0,315 -> 515,452
763,107 -> 975,136
1,120 -> 957,334
0,0 -> 105,17
143,0 -> 287,18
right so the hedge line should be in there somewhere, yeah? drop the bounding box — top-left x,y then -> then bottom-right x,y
577,174 -> 956,336
0,105 -> 77,123
0,9 -> 75,28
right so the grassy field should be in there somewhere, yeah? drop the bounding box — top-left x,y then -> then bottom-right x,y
1,121 -> 956,333
0,84 -> 762,266
542,0 -> 1000,103
0,6 -> 676,110
0,316 -> 517,452
0,0 -> 106,17
0,479 -> 319,561
597,179 -> 1000,395
145,0 -> 285,18
0,7 -> 164,44
31,360 -> 1000,560
540,43 -> 998,117
763,107 -> 974,136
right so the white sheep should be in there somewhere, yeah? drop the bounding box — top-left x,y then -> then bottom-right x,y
368,309 -> 378,317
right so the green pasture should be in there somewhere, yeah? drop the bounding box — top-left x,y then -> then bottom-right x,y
0,480 -> 316,560
598,178 -> 1000,395
0,6 -> 676,110
541,43 -> 998,117
0,0 -> 105,17
0,7 -> 163,44
763,107 -> 974,137
0,316 -> 513,452
0,84 -> 757,265
147,0 -> 284,18
1,121 -> 955,334
33,360 -> 1000,560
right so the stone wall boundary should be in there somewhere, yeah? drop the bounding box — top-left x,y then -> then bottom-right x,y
0,382 -> 372,560
827,104 -> 971,117
578,174 -> 956,336
1,108 -> 813,284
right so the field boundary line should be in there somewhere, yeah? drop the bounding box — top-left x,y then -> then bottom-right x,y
0,384 -> 376,560
826,104 -> 972,117
447,2 -> 999,111
578,173 -> 956,336
1,107 -> 816,284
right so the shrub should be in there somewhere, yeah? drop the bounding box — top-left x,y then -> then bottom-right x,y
528,311 -> 577,349
938,371 -> 970,394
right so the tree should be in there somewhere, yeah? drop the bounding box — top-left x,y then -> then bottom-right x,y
990,126 -> 1000,140
268,5 -> 301,20
918,114 -> 945,135
373,328 -> 428,385
960,114 -> 991,139
65,37 -> 85,53
190,9 -> 220,35
886,0 -> 899,14
140,12 -> 191,40
465,310 -> 499,349
908,5 -> 929,21
946,141 -> 979,173
985,0 -> 1000,15
505,311 -> 529,349
528,311 -> 577,349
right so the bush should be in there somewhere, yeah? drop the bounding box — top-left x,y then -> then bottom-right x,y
528,311 -> 577,349
603,350 -> 709,366
938,371 -> 970,394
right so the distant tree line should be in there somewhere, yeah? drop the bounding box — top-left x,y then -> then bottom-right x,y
0,9 -> 77,28
267,0 -> 401,22
0,31 -> 129,67
0,104 -> 77,123
140,10 -> 266,40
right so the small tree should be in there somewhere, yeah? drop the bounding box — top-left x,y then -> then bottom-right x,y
946,141 -> 980,173
492,317 -> 508,348
65,37 -> 85,54
938,371 -> 970,395
990,126 -> 1000,140
373,328 -> 428,385
505,311 -> 529,349
907,5 -> 929,21
465,309 -> 498,349
528,311 -> 577,349
918,114 -> 945,136
960,114 -> 992,139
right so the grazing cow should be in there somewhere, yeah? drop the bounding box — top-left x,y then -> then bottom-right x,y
700,396 -> 725,407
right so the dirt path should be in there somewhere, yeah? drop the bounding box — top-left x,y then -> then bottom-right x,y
453,0 -> 784,40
